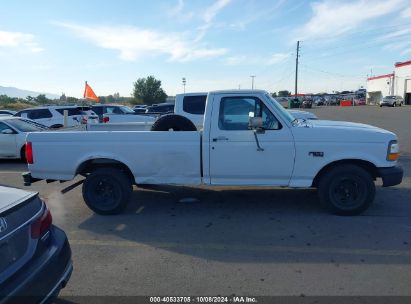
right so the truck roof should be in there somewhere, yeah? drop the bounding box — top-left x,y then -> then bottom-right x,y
209,89 -> 268,95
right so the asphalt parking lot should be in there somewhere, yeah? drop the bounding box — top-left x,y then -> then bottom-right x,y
1,105 -> 410,298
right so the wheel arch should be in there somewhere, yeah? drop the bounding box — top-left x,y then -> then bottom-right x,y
76,158 -> 135,183
311,159 -> 379,188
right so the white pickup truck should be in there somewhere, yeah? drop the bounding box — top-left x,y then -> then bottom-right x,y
23,90 -> 403,216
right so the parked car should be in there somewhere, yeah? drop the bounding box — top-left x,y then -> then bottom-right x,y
354,98 -> 366,106
314,98 -> 325,106
0,116 -> 47,160
24,89 -> 402,216
145,103 -> 175,114
301,99 -> 313,108
380,96 -> 404,107
0,110 -> 17,116
133,105 -> 147,114
0,185 -> 72,303
91,104 -> 154,123
14,106 -> 98,128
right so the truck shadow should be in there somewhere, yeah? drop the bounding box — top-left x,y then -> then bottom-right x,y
77,185 -> 411,264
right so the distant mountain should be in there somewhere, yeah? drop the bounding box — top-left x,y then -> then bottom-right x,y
0,85 -> 59,99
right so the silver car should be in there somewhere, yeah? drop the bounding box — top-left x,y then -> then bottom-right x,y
380,96 -> 404,107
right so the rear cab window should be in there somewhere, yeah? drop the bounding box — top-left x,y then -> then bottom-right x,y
183,95 -> 206,115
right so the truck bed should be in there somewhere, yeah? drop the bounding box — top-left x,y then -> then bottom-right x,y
27,131 -> 202,184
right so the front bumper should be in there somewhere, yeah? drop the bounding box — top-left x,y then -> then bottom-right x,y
379,166 -> 403,187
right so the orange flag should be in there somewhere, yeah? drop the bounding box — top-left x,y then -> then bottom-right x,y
83,81 -> 100,102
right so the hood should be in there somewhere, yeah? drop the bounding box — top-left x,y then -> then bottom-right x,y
310,120 -> 383,130
292,119 -> 396,142
0,185 -> 37,214
288,110 -> 318,120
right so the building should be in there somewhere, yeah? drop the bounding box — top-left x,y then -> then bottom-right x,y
367,60 -> 411,105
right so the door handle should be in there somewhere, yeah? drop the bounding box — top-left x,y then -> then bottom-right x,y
212,136 -> 229,142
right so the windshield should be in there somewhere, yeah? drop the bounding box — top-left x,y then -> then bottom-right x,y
264,93 -> 295,123
5,118 -> 46,132
120,106 -> 135,114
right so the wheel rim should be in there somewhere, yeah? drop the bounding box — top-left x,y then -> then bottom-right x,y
90,177 -> 122,211
329,175 -> 366,210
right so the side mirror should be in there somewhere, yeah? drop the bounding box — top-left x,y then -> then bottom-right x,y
1,128 -> 15,135
249,117 -> 263,131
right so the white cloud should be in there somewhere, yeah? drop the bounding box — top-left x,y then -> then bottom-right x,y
170,0 -> 185,16
294,0 -> 406,41
225,52 -> 291,66
0,30 -> 44,52
203,0 -> 231,23
401,7 -> 411,18
195,0 -> 232,42
55,22 -> 227,62
268,53 -> 291,64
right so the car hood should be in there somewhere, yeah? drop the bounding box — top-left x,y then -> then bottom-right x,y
293,119 -> 396,142
310,120 -> 383,130
0,186 -> 38,214
288,110 -> 318,120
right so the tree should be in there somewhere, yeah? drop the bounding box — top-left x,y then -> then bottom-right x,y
132,76 -> 167,105
34,94 -> 50,104
278,90 -> 291,97
66,96 -> 79,103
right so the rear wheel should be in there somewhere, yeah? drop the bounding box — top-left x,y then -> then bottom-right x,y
50,124 -> 63,129
318,164 -> 375,215
82,167 -> 132,215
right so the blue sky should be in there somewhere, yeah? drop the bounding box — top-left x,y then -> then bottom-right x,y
1,0 -> 411,97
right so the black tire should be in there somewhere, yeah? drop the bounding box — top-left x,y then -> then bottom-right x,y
318,164 -> 375,215
82,167 -> 132,215
20,145 -> 26,162
150,114 -> 197,131
392,102 -> 396,107
50,124 -> 63,129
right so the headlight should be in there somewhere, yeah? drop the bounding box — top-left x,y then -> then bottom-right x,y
387,140 -> 399,161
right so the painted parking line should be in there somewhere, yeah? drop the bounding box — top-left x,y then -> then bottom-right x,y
68,239 -> 411,257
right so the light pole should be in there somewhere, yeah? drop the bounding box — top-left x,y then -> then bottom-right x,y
182,77 -> 186,93
250,75 -> 256,89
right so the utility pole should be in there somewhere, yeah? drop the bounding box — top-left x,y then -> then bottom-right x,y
250,75 -> 256,90
182,77 -> 186,93
295,40 -> 300,96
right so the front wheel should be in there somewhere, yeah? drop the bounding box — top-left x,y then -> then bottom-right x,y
318,165 -> 375,215
392,102 -> 396,107
82,167 -> 132,215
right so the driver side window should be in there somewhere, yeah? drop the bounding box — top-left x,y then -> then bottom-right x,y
218,97 -> 281,131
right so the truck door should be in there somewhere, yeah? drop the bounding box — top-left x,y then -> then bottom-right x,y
209,95 -> 295,186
